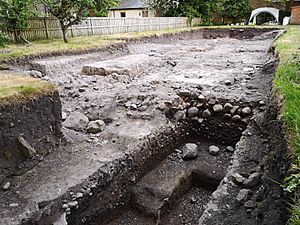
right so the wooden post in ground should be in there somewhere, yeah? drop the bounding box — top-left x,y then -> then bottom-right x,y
90,18 -> 94,35
70,25 -> 74,37
43,17 -> 49,39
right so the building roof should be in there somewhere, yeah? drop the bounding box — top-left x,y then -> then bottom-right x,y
111,0 -> 148,10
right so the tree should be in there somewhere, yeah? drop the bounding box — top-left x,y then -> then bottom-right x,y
220,0 -> 251,24
93,0 -> 117,17
41,0 -> 95,43
0,31 -> 9,47
144,0 -> 222,22
0,0 -> 33,44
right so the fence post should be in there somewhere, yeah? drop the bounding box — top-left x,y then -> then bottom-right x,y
109,18 -> 112,34
90,18 -> 94,35
43,17 -> 49,39
125,18 -> 128,33
70,25 -> 74,37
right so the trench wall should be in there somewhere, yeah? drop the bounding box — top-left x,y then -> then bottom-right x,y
198,97 -> 289,225
0,92 -> 62,182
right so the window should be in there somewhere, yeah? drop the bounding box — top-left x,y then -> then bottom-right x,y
120,12 -> 126,17
142,11 -> 149,17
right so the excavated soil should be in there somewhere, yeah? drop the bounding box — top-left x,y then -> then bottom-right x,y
0,28 -> 290,225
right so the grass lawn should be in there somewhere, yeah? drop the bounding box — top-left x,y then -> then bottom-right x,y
0,73 -> 55,105
0,36 -> 123,61
275,25 -> 300,225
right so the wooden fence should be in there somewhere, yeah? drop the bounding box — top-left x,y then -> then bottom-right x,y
7,17 -> 196,41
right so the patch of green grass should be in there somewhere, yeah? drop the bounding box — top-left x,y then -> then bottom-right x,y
20,85 -> 37,95
288,201 -> 300,225
0,73 -> 56,105
0,36 -> 123,61
275,25 -> 300,225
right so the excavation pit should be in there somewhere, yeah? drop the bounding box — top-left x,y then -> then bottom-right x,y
67,118 -> 244,225
0,28 -> 290,225
109,139 -> 233,225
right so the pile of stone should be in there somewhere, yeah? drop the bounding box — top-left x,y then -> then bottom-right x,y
62,112 -> 105,134
165,89 -> 255,125
231,171 -> 262,208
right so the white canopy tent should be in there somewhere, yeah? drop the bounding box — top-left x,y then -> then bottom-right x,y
249,7 -> 280,24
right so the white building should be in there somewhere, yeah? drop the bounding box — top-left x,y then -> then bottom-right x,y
109,0 -> 156,18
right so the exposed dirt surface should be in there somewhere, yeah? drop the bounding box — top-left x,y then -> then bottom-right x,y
0,28 -> 289,225
0,92 -> 62,182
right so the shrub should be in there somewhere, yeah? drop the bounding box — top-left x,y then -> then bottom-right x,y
0,31 -> 8,47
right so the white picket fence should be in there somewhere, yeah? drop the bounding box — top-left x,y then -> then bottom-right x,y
7,17 -> 196,41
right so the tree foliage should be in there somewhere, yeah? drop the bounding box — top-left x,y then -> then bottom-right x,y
0,31 -> 8,47
0,0 -> 33,44
220,0 -> 251,23
144,0 -> 251,24
93,0 -> 118,17
41,0 -> 95,43
144,0 -> 223,23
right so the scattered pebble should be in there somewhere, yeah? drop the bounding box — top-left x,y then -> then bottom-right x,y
208,145 -> 220,155
75,192 -> 84,199
223,103 -> 233,112
208,99 -> 216,105
198,94 -> 206,101
187,107 -> 199,117
87,120 -> 105,134
67,201 -> 78,208
243,172 -> 261,188
244,200 -> 255,209
213,104 -> 223,113
202,109 -> 211,118
236,189 -> 252,204
9,203 -> 19,207
232,173 -> 246,184
225,80 -> 232,86
2,181 -> 10,190
226,146 -> 235,152
232,115 -> 241,122
190,196 -> 197,204
181,143 -> 198,160
62,204 -> 69,209
242,107 -> 252,115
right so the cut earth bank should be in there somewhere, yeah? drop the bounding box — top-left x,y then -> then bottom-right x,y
0,27 -> 291,225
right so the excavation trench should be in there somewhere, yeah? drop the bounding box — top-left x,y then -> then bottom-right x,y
68,117 -> 245,225
0,28 -> 290,225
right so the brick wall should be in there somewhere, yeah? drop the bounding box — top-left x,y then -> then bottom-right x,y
250,0 -> 285,10
291,6 -> 300,24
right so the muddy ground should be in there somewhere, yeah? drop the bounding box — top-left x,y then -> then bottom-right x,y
0,28 -> 288,225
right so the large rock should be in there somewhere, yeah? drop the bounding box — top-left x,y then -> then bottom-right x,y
181,143 -> 198,160
243,172 -> 261,188
242,107 -> 252,116
187,107 -> 199,117
236,189 -> 252,204
231,173 -> 246,184
62,112 -> 89,131
82,54 -> 151,77
174,110 -> 186,121
208,145 -> 220,155
202,109 -> 211,118
18,136 -> 37,158
223,103 -> 233,113
213,104 -> 223,113
26,70 -> 43,78
87,120 -> 106,134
